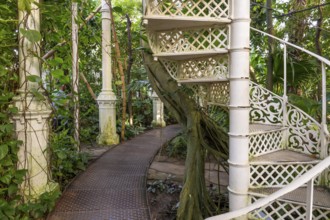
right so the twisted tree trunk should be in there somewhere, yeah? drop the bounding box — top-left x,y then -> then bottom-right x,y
144,53 -> 228,219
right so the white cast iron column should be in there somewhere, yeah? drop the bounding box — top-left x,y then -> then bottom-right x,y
228,0 -> 251,217
14,0 -> 57,197
150,91 -> 166,128
72,2 -> 80,148
97,0 -> 119,145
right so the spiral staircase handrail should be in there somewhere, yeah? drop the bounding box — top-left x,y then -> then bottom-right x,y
251,27 -> 330,66
206,156 -> 330,220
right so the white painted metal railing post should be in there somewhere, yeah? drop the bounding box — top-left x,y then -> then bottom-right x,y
228,0 -> 251,218
142,0 -> 147,15
97,0 -> 119,145
321,62 -> 328,159
306,178 -> 315,220
320,62 -> 329,186
282,45 -> 288,149
283,45 -> 287,102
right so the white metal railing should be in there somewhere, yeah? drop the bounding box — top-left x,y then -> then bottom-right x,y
250,82 -> 323,156
206,156 -> 330,220
250,28 -> 330,159
206,27 -> 330,220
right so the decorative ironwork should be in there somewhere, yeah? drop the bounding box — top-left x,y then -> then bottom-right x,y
208,82 -> 229,105
161,55 -> 228,81
250,163 -> 316,187
249,196 -> 330,220
147,0 -> 229,18
161,59 -> 179,79
250,82 -> 322,157
250,82 -> 283,125
249,130 -> 284,157
148,26 -> 228,54
186,84 -> 209,107
286,104 -> 321,156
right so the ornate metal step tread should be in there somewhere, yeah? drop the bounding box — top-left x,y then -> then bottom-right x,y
143,16 -> 231,31
177,77 -> 228,84
250,150 -> 320,164
154,49 -> 228,61
249,187 -> 330,208
249,123 -> 285,135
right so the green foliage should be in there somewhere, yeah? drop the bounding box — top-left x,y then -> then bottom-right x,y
165,134 -> 187,159
124,125 -> 146,139
19,28 -> 42,43
147,178 -> 182,194
208,106 -> 229,132
251,0 -> 330,123
50,130 -> 88,189
288,94 -> 321,119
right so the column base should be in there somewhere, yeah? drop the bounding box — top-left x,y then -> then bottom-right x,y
97,91 -> 119,145
22,182 -> 60,201
152,120 -> 166,128
97,119 -> 119,145
13,92 -> 59,200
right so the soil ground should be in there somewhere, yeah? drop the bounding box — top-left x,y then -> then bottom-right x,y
147,154 -> 229,220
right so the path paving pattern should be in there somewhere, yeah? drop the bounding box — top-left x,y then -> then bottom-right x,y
48,125 -> 181,220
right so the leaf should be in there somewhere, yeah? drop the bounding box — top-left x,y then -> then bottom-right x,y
30,88 -> 45,101
0,145 -> 9,161
8,185 -> 18,197
0,174 -> 12,185
8,106 -> 18,114
14,170 -> 27,184
54,57 -> 64,64
51,69 -> 64,78
26,75 -> 41,83
18,0 -> 33,11
4,205 -> 15,218
115,80 -> 123,85
112,6 -> 123,13
57,151 -> 67,160
20,28 -> 41,43
1,158 -> 13,166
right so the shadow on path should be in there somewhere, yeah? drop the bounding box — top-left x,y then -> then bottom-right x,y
48,125 -> 181,220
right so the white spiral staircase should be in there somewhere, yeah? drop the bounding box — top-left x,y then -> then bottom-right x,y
142,0 -> 330,219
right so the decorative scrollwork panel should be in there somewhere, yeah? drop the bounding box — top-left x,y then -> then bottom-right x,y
147,0 -> 229,18
178,56 -> 228,80
147,26 -> 228,54
286,104 -> 321,156
250,82 -> 283,125
208,82 -> 229,106
160,56 -> 228,81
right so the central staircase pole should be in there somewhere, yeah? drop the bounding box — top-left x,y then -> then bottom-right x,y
228,0 -> 251,217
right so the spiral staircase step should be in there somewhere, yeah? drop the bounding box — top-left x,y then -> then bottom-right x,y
251,150 -> 320,164
143,16 -> 231,31
153,49 -> 228,61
